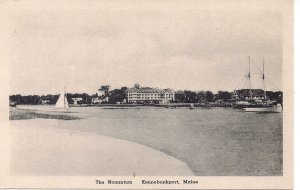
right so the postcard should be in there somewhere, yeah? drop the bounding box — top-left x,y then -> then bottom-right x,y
0,0 -> 293,189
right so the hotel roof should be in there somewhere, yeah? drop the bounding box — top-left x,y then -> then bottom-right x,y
127,87 -> 174,93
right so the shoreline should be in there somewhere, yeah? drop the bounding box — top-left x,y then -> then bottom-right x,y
9,105 -> 227,121
12,102 -> 230,108
9,107 -> 81,120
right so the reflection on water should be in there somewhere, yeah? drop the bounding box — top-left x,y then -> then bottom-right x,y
15,105 -> 283,176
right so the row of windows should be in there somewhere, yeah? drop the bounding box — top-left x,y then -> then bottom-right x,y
128,94 -> 174,96
128,92 -> 173,95
128,97 -> 174,100
128,95 -> 167,97
128,95 -> 174,98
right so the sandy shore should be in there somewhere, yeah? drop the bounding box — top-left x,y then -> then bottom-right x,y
10,119 -> 193,176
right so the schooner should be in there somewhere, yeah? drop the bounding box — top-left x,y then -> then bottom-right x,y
242,57 -> 282,113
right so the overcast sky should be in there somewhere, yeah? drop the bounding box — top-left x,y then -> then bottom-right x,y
8,0 -> 283,95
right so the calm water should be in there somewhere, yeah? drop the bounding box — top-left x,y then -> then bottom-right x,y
16,106 -> 283,176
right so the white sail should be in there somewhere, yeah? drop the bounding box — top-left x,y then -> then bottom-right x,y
55,91 -> 70,110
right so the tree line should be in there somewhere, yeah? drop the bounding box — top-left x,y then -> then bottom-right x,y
9,87 -> 282,105
9,93 -> 94,105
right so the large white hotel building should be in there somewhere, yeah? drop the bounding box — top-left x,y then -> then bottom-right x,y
126,87 -> 175,103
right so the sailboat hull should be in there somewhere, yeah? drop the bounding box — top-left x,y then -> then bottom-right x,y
243,104 -> 282,113
53,108 -> 70,112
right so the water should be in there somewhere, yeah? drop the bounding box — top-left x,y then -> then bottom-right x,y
15,106 -> 283,176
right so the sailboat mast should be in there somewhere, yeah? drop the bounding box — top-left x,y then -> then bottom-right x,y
263,58 -> 267,100
64,86 -> 66,105
248,56 -> 253,100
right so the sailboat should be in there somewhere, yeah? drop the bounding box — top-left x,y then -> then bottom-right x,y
55,87 -> 70,111
242,57 -> 282,113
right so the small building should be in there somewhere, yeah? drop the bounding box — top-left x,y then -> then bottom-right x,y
41,100 -> 50,105
91,97 -> 102,104
9,100 -> 17,107
233,89 -> 265,100
91,96 -> 109,104
103,96 -> 109,102
72,97 -> 83,105
126,87 -> 175,104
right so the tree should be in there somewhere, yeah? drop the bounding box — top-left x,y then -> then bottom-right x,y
204,91 -> 214,102
274,91 -> 283,103
197,91 -> 205,103
175,90 -> 207,103
99,85 -> 110,97
134,83 -> 140,89
82,93 -> 90,104
108,87 -> 128,104
10,94 -> 22,104
184,90 -> 198,103
266,91 -> 282,102
50,95 -> 59,104
175,91 -> 186,103
216,91 -> 232,101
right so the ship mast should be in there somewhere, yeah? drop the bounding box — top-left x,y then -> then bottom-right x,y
248,56 -> 253,100
64,86 -> 66,106
263,58 -> 267,100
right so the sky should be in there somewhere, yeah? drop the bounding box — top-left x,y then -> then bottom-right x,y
8,0 -> 283,95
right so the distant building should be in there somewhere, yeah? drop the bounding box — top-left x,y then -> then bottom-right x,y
126,87 -> 175,103
91,97 -> 101,104
72,97 -> 83,105
9,100 -> 17,107
233,89 -> 265,100
41,100 -> 50,105
103,96 -> 109,102
91,96 -> 109,104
